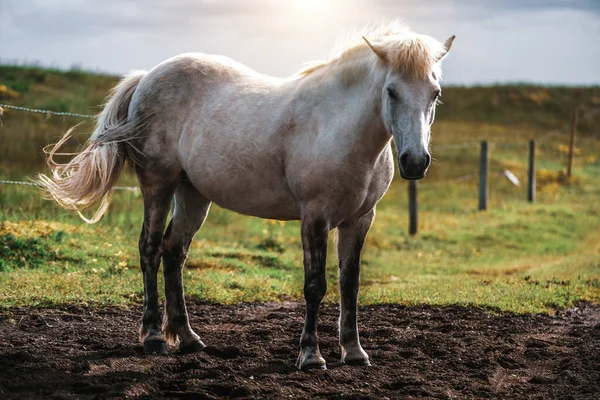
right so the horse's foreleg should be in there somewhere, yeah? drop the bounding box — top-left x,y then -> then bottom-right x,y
138,178 -> 177,354
296,217 -> 329,370
162,181 -> 211,353
337,209 -> 375,366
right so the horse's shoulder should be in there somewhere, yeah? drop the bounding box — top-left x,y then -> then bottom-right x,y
373,143 -> 395,183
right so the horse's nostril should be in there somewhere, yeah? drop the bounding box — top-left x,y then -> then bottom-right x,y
399,153 -> 410,170
424,153 -> 431,168
400,151 -> 430,179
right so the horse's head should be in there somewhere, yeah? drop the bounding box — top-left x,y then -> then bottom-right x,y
363,33 -> 454,180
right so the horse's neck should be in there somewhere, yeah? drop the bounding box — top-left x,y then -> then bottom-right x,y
290,54 -> 390,164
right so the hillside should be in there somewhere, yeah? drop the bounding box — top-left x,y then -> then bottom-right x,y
437,85 -> 600,136
2,64 -> 599,133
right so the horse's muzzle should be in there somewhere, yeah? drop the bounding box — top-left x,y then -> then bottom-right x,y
399,151 -> 430,180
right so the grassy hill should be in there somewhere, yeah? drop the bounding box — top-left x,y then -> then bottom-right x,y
0,65 -> 599,313
2,65 -> 599,130
436,85 -> 600,136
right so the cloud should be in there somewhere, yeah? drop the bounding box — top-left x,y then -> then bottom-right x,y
1,0 -> 599,84
373,0 -> 600,14
2,0 -> 280,39
470,0 -> 600,14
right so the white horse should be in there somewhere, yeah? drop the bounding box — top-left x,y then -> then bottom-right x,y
39,21 -> 454,370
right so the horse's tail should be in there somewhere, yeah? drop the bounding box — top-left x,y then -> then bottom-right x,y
37,70 -> 147,223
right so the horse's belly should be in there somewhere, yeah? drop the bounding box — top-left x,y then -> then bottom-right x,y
185,165 -> 301,220
212,189 -> 301,221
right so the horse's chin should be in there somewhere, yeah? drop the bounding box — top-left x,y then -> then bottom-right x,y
400,171 -> 426,180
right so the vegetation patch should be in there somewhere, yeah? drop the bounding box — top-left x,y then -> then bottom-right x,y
0,233 -> 56,271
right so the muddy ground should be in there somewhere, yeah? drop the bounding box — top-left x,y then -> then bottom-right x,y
0,301 -> 598,399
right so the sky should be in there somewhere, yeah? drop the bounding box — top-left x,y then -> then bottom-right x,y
1,0 -> 599,85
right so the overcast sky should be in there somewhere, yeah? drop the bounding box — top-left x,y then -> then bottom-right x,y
1,0 -> 599,85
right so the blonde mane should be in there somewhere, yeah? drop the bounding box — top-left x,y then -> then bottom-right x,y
296,21 -> 445,80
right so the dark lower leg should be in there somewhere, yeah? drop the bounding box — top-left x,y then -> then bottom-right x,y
162,184 -> 209,352
162,238 -> 204,352
339,255 -> 360,346
137,172 -> 177,354
139,229 -> 168,353
338,210 -> 374,365
297,218 -> 329,370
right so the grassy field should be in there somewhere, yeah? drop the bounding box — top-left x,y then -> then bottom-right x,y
1,65 -> 599,313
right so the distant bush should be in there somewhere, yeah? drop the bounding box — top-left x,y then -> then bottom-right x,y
0,65 -> 50,93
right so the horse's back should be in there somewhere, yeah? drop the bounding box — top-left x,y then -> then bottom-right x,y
132,53 -> 273,111
130,53 -> 301,219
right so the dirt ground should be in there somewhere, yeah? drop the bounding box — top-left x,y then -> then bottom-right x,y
0,301 -> 598,400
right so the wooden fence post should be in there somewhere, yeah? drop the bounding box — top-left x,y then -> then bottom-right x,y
478,141 -> 489,211
527,140 -> 535,202
408,180 -> 417,235
567,108 -> 578,179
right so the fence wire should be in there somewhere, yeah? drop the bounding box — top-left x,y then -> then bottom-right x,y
0,102 -> 556,193
0,103 -> 95,120
0,180 -> 139,191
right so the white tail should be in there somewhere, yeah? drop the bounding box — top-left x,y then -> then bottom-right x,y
37,71 -> 147,223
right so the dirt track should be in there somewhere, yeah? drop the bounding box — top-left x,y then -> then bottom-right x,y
0,301 -> 599,399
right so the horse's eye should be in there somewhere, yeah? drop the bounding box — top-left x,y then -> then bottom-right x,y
387,87 -> 398,101
433,90 -> 441,102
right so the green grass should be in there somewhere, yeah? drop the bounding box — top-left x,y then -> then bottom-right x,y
1,167 -> 598,313
1,65 -> 599,313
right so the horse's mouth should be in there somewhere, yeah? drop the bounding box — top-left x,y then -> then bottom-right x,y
400,170 -> 426,180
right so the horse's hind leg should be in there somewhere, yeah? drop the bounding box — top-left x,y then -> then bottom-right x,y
162,179 -> 211,353
337,209 -> 374,366
137,169 -> 178,354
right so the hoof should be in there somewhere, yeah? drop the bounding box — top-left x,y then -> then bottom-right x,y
343,358 -> 371,367
300,361 -> 327,371
143,339 -> 168,355
296,350 -> 327,371
179,340 -> 206,354
341,345 -> 370,366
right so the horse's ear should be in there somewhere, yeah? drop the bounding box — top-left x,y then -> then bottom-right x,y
362,36 -> 387,62
437,35 -> 455,61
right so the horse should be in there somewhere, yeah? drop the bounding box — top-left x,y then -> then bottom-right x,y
38,21 -> 454,370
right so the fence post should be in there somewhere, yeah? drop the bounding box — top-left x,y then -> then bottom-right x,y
527,140 -> 535,202
408,180 -> 418,235
567,108 -> 578,179
478,141 -> 489,211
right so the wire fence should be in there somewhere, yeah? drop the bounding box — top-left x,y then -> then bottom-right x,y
0,104 -> 138,191
0,101 -> 565,194
0,103 -> 95,120
0,180 -> 139,191
3,100 -> 588,235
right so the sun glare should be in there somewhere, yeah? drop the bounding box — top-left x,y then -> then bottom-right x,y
287,0 -> 332,13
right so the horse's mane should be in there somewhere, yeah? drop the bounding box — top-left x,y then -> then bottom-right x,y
296,21 -> 445,80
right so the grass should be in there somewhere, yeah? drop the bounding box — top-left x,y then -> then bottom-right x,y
0,65 -> 599,313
